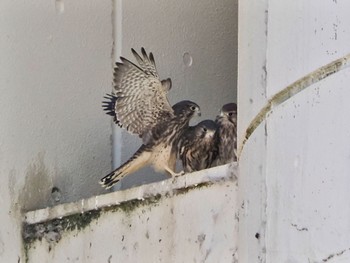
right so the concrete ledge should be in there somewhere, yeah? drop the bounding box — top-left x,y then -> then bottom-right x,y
22,163 -> 238,263
24,163 -> 237,225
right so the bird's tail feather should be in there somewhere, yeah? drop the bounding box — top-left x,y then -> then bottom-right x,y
100,146 -> 151,189
102,94 -> 119,124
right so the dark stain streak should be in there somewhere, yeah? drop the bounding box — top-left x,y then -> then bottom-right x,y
204,248 -> 211,261
197,234 -> 206,249
173,182 -> 212,195
264,9 -> 269,37
239,54 -> 350,156
291,223 -> 308,232
322,248 -> 350,262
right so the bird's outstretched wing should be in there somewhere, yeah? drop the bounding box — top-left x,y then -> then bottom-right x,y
131,48 -> 159,79
103,48 -> 173,141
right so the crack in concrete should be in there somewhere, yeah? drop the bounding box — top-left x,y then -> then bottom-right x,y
238,53 -> 350,157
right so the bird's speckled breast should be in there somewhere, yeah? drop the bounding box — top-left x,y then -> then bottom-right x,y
150,144 -> 175,172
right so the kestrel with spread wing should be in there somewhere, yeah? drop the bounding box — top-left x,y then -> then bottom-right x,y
100,48 -> 200,189
179,120 -> 218,173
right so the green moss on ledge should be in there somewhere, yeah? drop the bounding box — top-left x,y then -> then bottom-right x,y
22,181 -> 217,260
22,194 -> 163,249
173,182 -> 212,195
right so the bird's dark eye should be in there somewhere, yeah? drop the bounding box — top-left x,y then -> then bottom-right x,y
228,112 -> 233,116
203,127 -> 207,132
190,106 -> 196,111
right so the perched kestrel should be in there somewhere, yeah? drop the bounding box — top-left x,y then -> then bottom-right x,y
214,103 -> 237,165
179,120 -> 218,173
100,48 -> 200,189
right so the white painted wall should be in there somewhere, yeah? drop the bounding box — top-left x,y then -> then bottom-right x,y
0,1 -> 112,261
238,1 -> 350,262
113,0 -> 238,189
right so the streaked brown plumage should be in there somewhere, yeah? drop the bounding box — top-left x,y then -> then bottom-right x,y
214,103 -> 237,165
103,48 -> 173,139
100,48 -> 200,189
179,120 -> 218,173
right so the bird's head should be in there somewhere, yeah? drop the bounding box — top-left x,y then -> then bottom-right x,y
194,120 -> 217,139
219,103 -> 237,124
172,100 -> 201,120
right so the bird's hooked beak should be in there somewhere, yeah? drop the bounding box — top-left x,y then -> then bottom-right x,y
195,106 -> 201,117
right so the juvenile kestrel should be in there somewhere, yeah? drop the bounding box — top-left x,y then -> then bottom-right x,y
214,103 -> 237,165
100,48 -> 200,189
179,120 -> 218,173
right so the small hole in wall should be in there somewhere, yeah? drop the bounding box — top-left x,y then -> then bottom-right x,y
51,187 -> 62,203
183,52 -> 193,67
255,232 -> 260,240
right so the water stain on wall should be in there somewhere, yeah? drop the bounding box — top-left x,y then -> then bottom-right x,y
17,152 -> 53,212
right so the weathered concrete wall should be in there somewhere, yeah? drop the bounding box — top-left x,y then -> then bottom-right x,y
238,0 -> 350,262
113,0 -> 238,189
2,0 -> 237,261
237,1 -> 269,260
23,165 -> 238,263
0,1 -> 113,261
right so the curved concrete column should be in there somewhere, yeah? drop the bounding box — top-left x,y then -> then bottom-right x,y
238,1 -> 350,262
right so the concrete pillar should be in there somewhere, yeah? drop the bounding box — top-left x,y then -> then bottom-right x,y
238,0 -> 350,262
